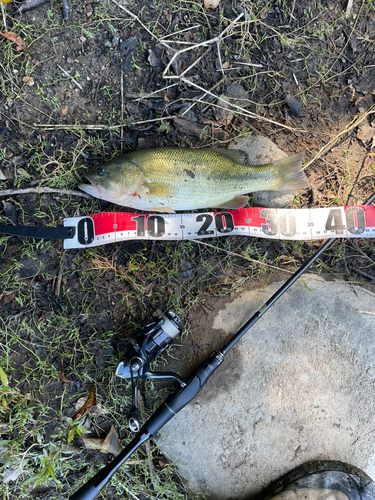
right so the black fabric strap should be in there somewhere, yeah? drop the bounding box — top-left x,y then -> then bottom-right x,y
0,225 -> 75,240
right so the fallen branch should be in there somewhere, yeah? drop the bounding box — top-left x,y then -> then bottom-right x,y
0,187 -> 91,199
34,116 -> 172,130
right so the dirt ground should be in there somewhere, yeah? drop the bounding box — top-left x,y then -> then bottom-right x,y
0,0 -> 374,498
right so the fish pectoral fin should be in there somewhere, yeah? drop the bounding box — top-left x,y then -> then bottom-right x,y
206,148 -> 248,164
141,181 -> 176,198
215,196 -> 249,209
148,206 -> 176,213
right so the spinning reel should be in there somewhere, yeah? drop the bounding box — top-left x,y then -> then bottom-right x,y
115,312 -> 184,432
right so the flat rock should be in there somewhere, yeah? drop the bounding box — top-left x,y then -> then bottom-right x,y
228,135 -> 297,208
157,275 -> 375,499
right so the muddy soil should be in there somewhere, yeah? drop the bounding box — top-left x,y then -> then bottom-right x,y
0,0 -> 374,498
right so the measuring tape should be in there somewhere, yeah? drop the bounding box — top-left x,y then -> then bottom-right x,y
63,205 -> 375,249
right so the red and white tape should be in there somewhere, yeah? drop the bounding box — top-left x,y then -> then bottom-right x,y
62,205 -> 375,249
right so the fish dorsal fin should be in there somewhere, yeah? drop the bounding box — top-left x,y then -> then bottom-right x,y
206,148 -> 248,164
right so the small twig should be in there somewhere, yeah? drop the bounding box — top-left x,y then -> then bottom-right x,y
350,266 -> 375,282
350,242 -> 375,265
133,83 -> 178,102
159,24 -> 201,39
216,40 -> 224,76
111,0 -> 163,44
18,97 -> 51,119
34,123 -> 122,130
54,268 -> 63,297
195,240 -> 295,274
34,116 -> 172,130
289,0 -> 297,23
1,3 -> 7,31
179,77 -> 297,132
162,13 -> 244,77
181,77 -> 226,117
356,310 -> 375,316
0,187 -> 91,199
57,65 -> 83,90
178,47 -> 211,79
303,104 -> 375,171
234,61 -> 263,68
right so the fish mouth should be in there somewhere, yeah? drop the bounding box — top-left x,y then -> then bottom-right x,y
78,176 -> 103,196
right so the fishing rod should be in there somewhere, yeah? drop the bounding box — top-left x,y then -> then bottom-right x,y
70,192 -> 375,500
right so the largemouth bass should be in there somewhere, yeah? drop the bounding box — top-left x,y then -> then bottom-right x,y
79,147 -> 308,212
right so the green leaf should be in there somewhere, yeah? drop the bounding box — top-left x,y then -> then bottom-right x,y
67,428 -> 75,444
47,466 -> 56,480
0,367 -> 8,386
23,474 -> 40,486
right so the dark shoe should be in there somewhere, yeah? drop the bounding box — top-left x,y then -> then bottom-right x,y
262,461 -> 375,500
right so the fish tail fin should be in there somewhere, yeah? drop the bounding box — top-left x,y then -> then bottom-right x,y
271,151 -> 309,191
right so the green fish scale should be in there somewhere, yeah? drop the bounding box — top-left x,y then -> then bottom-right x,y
130,148 -> 276,209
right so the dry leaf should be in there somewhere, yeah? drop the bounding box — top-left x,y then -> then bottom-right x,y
154,457 -> 176,469
74,398 -> 108,416
0,291 -> 16,308
154,457 -> 168,468
73,388 -> 97,419
82,426 -> 120,454
59,357 -> 71,383
101,426 -> 120,454
0,169 -> 7,181
92,403 -> 109,416
22,76 -> 34,86
204,0 -> 220,8
0,32 -> 28,52
81,437 -> 105,451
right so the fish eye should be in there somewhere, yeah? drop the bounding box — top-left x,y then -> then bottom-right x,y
97,168 -> 105,176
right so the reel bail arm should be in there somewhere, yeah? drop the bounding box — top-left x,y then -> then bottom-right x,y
115,312 -> 183,432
